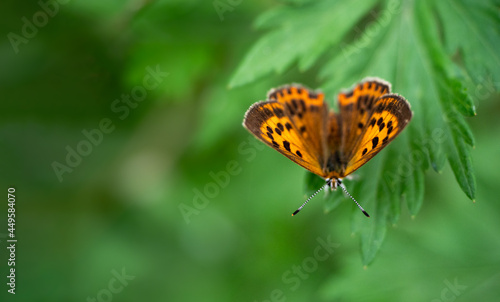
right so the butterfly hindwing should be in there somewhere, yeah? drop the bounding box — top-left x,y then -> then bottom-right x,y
243,85 -> 329,177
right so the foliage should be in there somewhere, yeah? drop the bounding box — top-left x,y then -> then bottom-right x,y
230,0 -> 500,264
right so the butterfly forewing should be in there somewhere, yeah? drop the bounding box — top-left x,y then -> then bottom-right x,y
341,93 -> 412,176
268,85 -> 329,163
243,85 -> 329,177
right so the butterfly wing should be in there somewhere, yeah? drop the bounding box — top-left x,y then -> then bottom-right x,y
343,93 -> 412,175
326,78 -> 412,178
243,85 -> 329,177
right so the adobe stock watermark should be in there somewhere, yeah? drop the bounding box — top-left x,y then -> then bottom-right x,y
87,268 -> 135,302
341,0 -> 401,61
213,0 -> 243,21
430,278 -> 467,302
7,0 -> 71,54
51,65 -> 169,182
254,236 -> 340,302
178,135 -> 265,224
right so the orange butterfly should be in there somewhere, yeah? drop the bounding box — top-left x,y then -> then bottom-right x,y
243,78 -> 412,217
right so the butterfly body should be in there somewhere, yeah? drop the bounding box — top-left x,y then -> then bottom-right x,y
243,78 -> 412,214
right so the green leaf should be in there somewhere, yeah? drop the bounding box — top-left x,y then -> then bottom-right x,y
229,0 -> 379,88
304,171 -> 325,196
446,130 -> 476,200
434,0 -> 500,84
414,0 -> 477,200
232,0 -> 496,265
359,181 -> 391,265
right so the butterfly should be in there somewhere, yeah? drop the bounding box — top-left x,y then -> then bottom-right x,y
243,77 -> 412,217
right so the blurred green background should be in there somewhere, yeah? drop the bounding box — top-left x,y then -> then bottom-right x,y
1,0 -> 500,301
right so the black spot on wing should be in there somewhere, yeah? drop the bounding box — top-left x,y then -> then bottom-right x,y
285,103 -> 296,115
379,122 -> 385,131
308,92 -> 318,99
264,108 -> 273,117
283,141 -> 291,152
273,108 -> 284,118
299,99 -> 306,112
369,118 -> 376,127
357,95 -> 364,105
367,96 -> 374,110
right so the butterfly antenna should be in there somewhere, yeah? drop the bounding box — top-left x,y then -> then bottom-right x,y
292,179 -> 331,216
338,181 -> 370,217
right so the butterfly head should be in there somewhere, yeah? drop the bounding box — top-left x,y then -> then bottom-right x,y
292,178 -> 370,217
